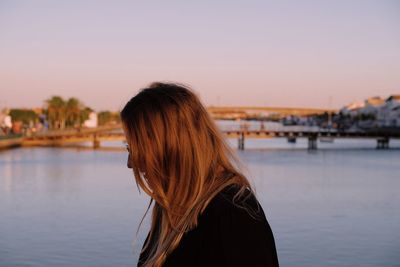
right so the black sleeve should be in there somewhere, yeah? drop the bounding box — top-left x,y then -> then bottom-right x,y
217,196 -> 279,267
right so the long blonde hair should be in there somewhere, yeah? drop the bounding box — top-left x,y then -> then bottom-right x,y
120,82 -> 253,267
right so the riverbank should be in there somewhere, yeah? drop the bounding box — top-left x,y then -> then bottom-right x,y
0,135 -> 23,150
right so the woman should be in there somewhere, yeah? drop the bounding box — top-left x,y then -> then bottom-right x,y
120,82 -> 279,267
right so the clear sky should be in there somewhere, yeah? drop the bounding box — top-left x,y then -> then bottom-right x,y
1,0 -> 399,111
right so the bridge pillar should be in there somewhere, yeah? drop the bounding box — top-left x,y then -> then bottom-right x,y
308,136 -> 317,150
93,134 -> 100,149
376,137 -> 389,149
238,132 -> 245,150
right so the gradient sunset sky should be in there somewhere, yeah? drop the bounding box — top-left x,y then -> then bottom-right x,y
1,0 -> 399,111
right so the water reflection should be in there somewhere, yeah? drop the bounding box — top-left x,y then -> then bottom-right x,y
0,141 -> 399,267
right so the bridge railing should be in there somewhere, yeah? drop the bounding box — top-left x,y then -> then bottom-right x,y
24,125 -> 123,138
216,121 -> 330,133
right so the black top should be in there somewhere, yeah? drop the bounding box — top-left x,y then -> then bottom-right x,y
138,185 -> 279,267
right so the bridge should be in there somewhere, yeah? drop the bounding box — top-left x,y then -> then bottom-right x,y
21,125 -> 123,148
16,124 -> 399,150
207,106 -> 336,117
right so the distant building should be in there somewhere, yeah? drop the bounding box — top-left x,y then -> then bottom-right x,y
339,101 -> 365,117
359,96 -> 385,116
0,109 -> 12,135
4,115 -> 12,128
84,112 -> 98,128
366,96 -> 385,106
339,95 -> 400,129
376,95 -> 400,127
341,97 -> 386,116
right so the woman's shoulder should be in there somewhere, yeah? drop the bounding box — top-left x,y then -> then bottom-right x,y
199,184 -> 280,266
212,184 -> 260,209
202,184 -> 264,224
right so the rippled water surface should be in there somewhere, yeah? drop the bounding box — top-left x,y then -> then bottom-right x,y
1,138 -> 399,267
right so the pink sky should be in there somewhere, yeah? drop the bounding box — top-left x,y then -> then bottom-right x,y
1,1 -> 399,111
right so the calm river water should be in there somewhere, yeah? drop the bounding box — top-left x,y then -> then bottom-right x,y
1,137 -> 400,267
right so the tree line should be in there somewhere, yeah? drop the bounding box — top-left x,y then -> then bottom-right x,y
45,96 -> 92,129
7,96 -> 120,130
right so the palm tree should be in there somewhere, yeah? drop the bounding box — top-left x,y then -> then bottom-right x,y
66,97 -> 83,128
45,96 -> 93,130
46,96 -> 66,129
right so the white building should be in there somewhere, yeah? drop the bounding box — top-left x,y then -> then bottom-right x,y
376,95 -> 400,127
84,112 -> 98,128
0,108 -> 12,135
340,101 -> 365,117
340,95 -> 400,129
359,96 -> 385,116
4,115 -> 12,128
